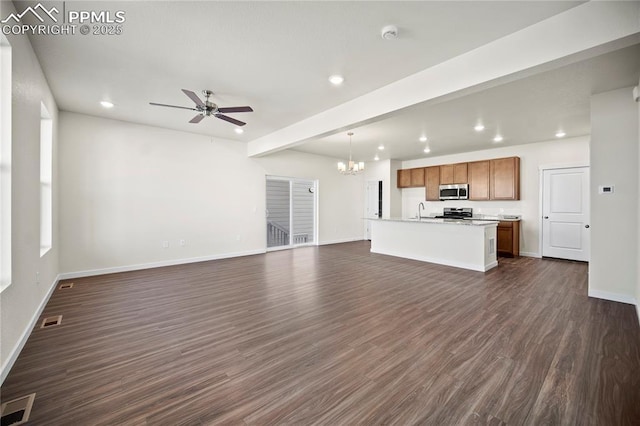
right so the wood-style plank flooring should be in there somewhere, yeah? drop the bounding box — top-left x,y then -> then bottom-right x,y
2,241 -> 640,425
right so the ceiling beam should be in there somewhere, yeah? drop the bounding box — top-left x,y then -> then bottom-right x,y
248,1 -> 640,157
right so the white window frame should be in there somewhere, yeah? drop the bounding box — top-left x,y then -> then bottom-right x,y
40,102 -> 53,256
0,34 -> 12,291
266,175 -> 318,251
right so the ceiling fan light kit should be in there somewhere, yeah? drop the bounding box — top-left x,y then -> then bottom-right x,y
149,89 -> 253,126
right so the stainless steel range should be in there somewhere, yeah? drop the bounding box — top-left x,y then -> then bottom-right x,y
435,207 -> 473,220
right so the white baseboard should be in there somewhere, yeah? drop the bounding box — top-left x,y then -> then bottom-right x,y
637,304 -> 640,327
520,251 -> 542,258
58,249 -> 267,280
588,289 -> 637,306
1,274 -> 60,385
319,237 -> 364,246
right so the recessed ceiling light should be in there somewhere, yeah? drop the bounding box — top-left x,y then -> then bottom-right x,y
423,147 -> 431,153
100,101 -> 114,108
378,145 -> 384,150
555,131 -> 566,138
234,128 -> 244,134
419,136 -> 427,142
474,124 -> 485,132
493,135 -> 503,142
374,155 -> 380,161
329,75 -> 344,85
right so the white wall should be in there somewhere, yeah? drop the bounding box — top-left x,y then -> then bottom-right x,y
589,87 -> 639,304
399,137 -> 589,257
637,81 -> 640,322
363,159 -> 402,217
59,112 -> 364,276
0,1 -> 60,382
256,150 -> 364,245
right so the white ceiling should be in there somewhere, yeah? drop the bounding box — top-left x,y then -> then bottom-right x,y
293,43 -> 640,161
18,1 -> 640,160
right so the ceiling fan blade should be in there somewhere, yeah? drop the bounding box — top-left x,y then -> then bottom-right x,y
149,102 -> 197,111
215,114 -> 246,126
189,114 -> 205,124
182,89 -> 205,108
216,106 -> 254,114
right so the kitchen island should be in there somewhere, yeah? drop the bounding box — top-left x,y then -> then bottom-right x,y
369,218 -> 499,272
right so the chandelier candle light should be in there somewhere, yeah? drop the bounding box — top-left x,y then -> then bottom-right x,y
338,132 -> 365,175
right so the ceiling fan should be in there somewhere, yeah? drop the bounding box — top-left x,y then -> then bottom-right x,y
149,89 -> 253,126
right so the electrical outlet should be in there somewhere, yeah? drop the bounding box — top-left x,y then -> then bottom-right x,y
36,271 -> 40,284
180,239 -> 186,246
236,235 -> 241,241
162,240 -> 169,248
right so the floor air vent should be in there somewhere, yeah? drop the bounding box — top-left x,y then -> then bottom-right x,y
0,393 -> 35,425
40,315 -> 62,329
59,282 -> 74,289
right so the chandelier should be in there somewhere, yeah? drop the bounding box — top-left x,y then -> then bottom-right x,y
337,132 -> 364,175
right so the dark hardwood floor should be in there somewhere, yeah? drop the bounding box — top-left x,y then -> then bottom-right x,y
2,241 -> 640,425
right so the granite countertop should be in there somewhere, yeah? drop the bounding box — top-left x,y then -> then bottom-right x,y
471,215 -> 521,222
370,217 -> 499,227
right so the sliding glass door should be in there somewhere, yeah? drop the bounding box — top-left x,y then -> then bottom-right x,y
266,176 -> 316,249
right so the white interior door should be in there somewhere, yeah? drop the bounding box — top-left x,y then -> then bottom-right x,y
542,167 -> 590,261
366,180 -> 382,240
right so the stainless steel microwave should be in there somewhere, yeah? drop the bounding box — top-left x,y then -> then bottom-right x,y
439,184 -> 469,200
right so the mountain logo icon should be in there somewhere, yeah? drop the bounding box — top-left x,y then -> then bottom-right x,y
1,3 -> 59,24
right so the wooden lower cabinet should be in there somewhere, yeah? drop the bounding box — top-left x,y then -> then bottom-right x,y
497,221 -> 520,257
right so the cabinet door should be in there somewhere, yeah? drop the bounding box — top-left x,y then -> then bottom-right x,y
425,166 -> 440,201
497,223 -> 513,257
497,221 -> 520,257
468,160 -> 490,200
410,168 -> 425,187
453,163 -> 468,183
490,157 -> 520,200
440,165 -> 454,184
397,169 -> 411,188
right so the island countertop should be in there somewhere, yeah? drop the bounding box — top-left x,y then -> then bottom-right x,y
368,217 -> 499,227
369,217 -> 498,272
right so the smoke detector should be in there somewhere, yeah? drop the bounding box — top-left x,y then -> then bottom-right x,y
381,25 -> 398,40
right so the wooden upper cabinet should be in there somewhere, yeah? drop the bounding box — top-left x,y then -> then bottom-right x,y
397,168 -> 425,188
397,169 -> 411,188
453,163 -> 468,183
425,166 -> 440,201
468,160 -> 490,200
490,157 -> 520,200
440,163 -> 468,184
439,164 -> 454,184
398,157 -> 519,199
410,168 -> 425,187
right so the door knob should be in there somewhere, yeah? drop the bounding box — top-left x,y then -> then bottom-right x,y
543,216 -> 549,219
585,224 -> 590,228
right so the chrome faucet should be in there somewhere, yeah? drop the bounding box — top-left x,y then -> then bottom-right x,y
418,202 -> 425,219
